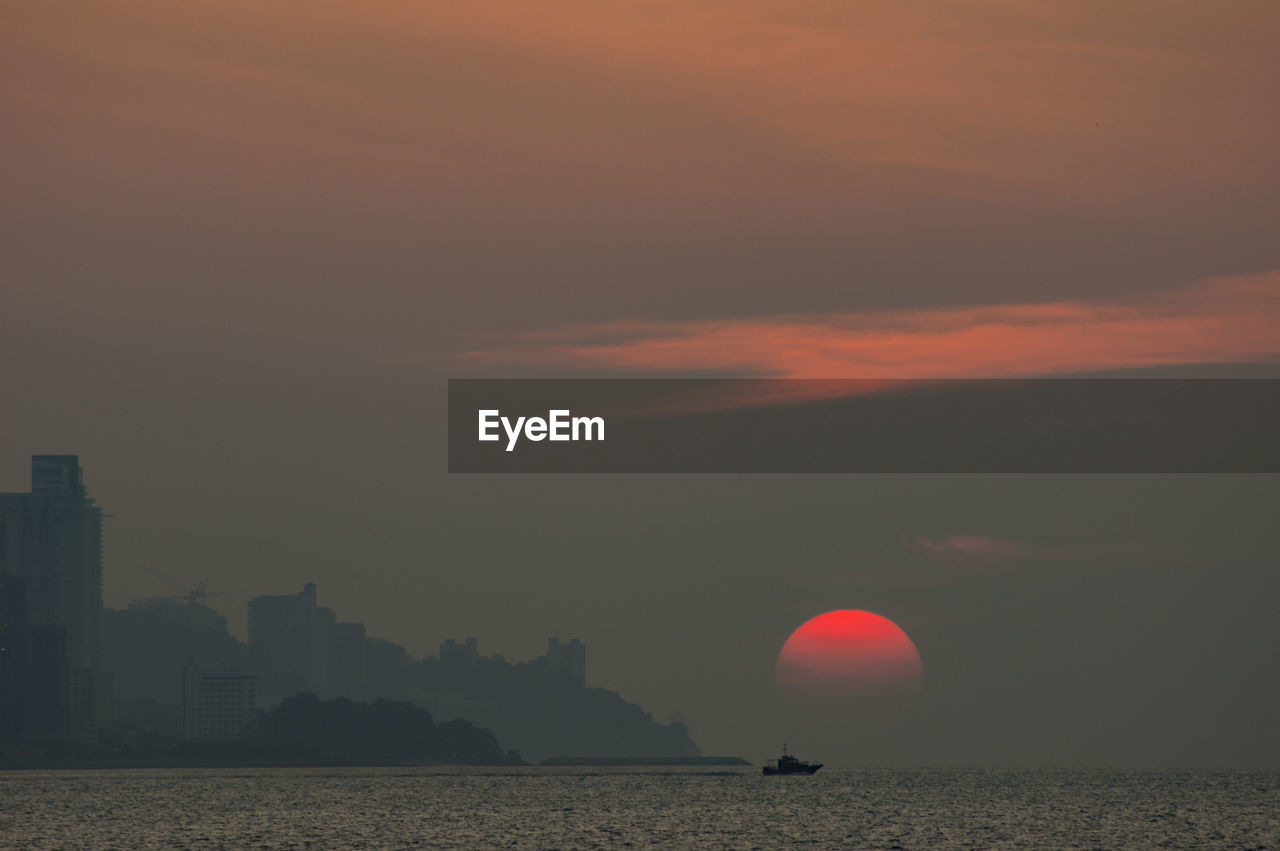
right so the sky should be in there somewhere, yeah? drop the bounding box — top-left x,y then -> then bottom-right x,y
2,0 -> 1278,765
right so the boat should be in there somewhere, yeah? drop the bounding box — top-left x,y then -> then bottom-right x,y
762,744 -> 822,775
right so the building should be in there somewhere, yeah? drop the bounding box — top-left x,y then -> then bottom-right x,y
544,637 -> 586,686
248,583 -> 325,702
181,666 -> 257,741
0,456 -> 109,736
439,636 -> 480,664
0,455 -> 104,671
70,669 -> 114,738
248,583 -> 366,701
0,576 -> 70,742
328,621 -> 367,690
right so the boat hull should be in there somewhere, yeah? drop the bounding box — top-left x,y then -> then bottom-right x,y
762,763 -> 822,775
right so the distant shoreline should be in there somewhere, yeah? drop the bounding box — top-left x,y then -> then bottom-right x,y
1,756 -> 755,771
539,756 -> 751,767
0,756 -> 525,771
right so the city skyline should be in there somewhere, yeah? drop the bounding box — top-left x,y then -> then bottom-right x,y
3,453 -> 630,765
3,450 -> 1277,766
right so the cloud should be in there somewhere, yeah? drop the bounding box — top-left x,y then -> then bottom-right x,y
452,272 -> 1280,380
904,534 -> 1155,564
907,535 -> 1072,562
805,533 -> 1158,599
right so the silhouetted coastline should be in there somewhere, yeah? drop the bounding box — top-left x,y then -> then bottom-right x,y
539,756 -> 750,766
100,599 -> 698,764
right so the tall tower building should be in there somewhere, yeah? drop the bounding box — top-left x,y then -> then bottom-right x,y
544,637 -> 587,687
248,583 -> 368,703
248,583 -> 329,702
0,455 -> 104,671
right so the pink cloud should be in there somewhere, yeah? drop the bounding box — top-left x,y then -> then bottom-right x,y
907,535 -> 1069,562
905,534 -> 1156,563
452,272 -> 1280,381
804,535 -> 1158,597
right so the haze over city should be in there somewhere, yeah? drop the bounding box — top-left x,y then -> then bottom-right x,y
4,0 -> 1279,769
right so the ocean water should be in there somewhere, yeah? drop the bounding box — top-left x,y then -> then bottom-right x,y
2,766 -> 1276,849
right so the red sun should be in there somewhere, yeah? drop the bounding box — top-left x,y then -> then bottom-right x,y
775,610 -> 923,723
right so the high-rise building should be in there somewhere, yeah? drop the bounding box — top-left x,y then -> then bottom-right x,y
544,637 -> 587,686
248,584 -> 364,701
181,666 -> 257,741
0,455 -> 104,671
312,605 -> 336,689
0,455 -> 109,737
0,576 -> 70,742
248,583 -> 323,702
328,621 -> 367,690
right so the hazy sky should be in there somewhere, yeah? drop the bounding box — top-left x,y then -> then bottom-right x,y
3,0 -> 1278,765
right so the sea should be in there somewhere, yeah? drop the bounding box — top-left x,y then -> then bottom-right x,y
2,766 -> 1276,849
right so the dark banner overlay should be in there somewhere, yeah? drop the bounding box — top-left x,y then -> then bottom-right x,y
448,379 -> 1280,473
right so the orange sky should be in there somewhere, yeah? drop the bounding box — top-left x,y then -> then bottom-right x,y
7,1 -> 1277,212
6,1 -> 1278,372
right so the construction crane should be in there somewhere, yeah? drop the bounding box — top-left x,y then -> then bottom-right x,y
132,563 -> 241,608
